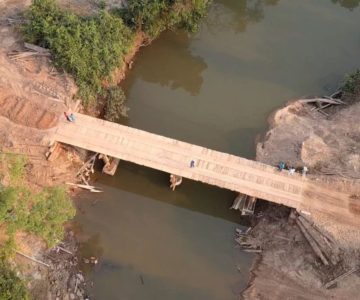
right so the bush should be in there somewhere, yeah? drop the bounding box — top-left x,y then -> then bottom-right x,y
170,0 -> 211,33
0,261 -> 29,300
343,69 -> 360,94
104,86 -> 129,121
120,0 -> 211,37
121,0 -> 168,37
23,0 -> 134,104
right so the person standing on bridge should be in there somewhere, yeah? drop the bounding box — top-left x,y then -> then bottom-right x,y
190,160 -> 195,168
302,166 -> 308,177
288,167 -> 296,175
278,161 -> 286,171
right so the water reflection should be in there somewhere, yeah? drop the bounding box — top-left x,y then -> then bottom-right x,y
207,0 -> 280,33
331,0 -> 360,10
123,31 -> 207,96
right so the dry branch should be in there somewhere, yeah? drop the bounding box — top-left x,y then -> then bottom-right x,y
298,215 -> 339,264
324,267 -> 358,289
299,98 -> 345,105
16,250 -> 50,267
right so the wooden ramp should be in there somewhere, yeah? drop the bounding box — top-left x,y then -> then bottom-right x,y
53,113 -> 359,225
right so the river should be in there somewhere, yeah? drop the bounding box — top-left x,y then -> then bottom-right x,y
74,1 -> 360,299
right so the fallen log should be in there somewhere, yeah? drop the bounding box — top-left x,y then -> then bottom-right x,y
329,90 -> 342,99
298,215 -> 340,265
16,251 -> 50,267
66,182 -> 94,189
24,42 -> 49,54
298,98 -> 345,105
296,218 -> 329,265
298,212 -> 338,247
324,267 -> 358,289
242,248 -> 262,253
55,246 -> 73,255
311,103 -> 332,111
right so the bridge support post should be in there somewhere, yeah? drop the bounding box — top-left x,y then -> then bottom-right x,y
170,174 -> 182,191
99,154 -> 120,176
231,193 -> 257,216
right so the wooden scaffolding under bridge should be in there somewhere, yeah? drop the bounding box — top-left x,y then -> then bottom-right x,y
231,193 -> 257,215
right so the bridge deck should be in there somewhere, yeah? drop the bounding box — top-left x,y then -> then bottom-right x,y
53,113 -> 358,225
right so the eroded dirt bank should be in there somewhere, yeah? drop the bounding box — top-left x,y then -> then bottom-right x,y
241,92 -> 360,299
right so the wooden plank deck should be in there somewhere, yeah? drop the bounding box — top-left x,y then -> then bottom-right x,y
53,113 -> 359,225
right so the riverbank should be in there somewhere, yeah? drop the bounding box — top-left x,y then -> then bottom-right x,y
241,87 -> 360,299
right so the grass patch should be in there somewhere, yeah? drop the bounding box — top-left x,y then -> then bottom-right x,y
0,153 -> 75,256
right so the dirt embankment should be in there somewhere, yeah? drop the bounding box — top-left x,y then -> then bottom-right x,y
241,93 -> 360,299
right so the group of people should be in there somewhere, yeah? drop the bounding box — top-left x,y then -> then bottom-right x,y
278,161 -> 308,177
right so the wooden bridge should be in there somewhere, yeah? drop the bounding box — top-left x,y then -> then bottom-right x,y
52,113 -> 359,225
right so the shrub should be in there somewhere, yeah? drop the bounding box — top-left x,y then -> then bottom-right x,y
0,261 -> 29,300
25,186 -> 76,246
23,0 -> 134,104
104,86 -> 129,121
120,0 -> 211,37
170,0 -> 211,33
0,153 -> 27,186
343,69 -> 360,94
121,0 -> 168,37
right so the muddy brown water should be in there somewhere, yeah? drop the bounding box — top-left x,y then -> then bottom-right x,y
74,1 -> 360,299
